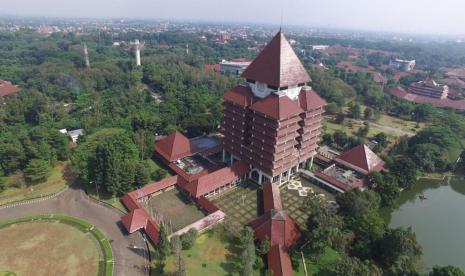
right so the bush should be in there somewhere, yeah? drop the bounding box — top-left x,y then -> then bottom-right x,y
181,228 -> 198,250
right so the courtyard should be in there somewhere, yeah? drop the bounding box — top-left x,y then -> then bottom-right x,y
211,183 -> 263,227
144,188 -> 206,234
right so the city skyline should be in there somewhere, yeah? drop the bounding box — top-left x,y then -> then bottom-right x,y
1,0 -> 465,36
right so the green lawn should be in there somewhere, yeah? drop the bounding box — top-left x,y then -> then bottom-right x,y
0,162 -> 71,206
294,247 -> 340,276
159,230 -> 239,276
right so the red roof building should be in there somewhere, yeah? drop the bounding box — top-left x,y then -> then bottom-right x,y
222,31 -> 326,185
155,131 -> 200,162
251,183 -> 301,276
0,80 -> 19,97
335,144 -> 385,175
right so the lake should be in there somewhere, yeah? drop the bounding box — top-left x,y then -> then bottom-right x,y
383,177 -> 465,271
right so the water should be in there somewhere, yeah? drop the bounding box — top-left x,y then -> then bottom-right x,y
383,177 -> 465,271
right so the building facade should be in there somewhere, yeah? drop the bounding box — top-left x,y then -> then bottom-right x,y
222,32 -> 326,185
409,79 -> 449,99
390,58 -> 416,72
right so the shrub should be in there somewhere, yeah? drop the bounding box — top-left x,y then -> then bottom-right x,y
181,228 -> 198,250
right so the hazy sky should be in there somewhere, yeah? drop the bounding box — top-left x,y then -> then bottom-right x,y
1,0 -> 465,36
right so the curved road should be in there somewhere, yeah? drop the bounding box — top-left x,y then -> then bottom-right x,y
0,182 -> 150,276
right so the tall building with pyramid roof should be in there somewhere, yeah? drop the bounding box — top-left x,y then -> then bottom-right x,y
222,31 -> 326,185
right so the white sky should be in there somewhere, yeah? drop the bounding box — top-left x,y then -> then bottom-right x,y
1,0 -> 465,35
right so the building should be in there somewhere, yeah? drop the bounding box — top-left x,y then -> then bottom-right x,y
409,80 -> 449,99
219,59 -> 252,76
0,80 -> 19,97
251,183 -> 301,276
310,144 -> 385,193
311,45 -> 329,51
67,129 -> 84,143
222,31 -> 326,186
390,59 -> 416,72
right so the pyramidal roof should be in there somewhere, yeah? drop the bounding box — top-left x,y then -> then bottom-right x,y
335,144 -> 385,175
250,94 -> 303,120
241,31 -> 311,88
155,131 -> 199,162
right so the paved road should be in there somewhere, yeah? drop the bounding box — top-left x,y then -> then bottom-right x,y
0,182 -> 150,276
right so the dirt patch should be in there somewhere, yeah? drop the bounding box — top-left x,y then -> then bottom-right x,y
0,221 -> 99,276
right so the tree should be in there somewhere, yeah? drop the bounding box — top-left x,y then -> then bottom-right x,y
181,228 -> 198,250
323,256 -> 382,276
390,157 -> 418,189
335,113 -> 346,124
322,133 -> 334,145
306,197 -> 353,255
412,104 -> 435,122
374,227 -> 422,273
135,162 -> 150,187
157,223 -> 171,261
371,172 -> 400,208
0,177 -> 5,192
356,125 -> 370,137
239,227 -> 256,276
429,266 -> 465,276
24,159 -> 51,183
349,103 -> 362,119
374,132 -> 388,148
364,106 -> 374,120
326,102 -> 339,115
170,235 -> 185,276
336,190 -> 381,218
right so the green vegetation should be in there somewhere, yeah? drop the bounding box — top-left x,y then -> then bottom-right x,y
0,162 -> 70,206
0,214 -> 113,276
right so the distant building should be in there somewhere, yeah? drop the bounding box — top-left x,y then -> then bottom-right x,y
312,45 -> 329,51
0,80 -> 19,97
390,59 -> 416,72
67,129 -> 84,143
219,59 -> 252,76
409,80 -> 449,99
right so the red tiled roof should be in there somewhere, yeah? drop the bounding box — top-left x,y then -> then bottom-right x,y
128,175 -> 178,200
121,209 -> 148,233
263,183 -> 283,212
251,94 -> 303,120
335,144 -> 385,175
196,196 -> 220,214
155,131 -> 200,162
251,210 -> 301,248
298,87 -> 326,111
241,32 -> 311,88
204,64 -> 220,74
389,86 -> 465,110
267,245 -> 293,276
0,80 -> 19,97
180,160 -> 249,198
223,85 -> 256,107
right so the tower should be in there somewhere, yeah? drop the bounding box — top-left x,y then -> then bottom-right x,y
83,43 -> 90,68
134,39 -> 141,66
221,32 -> 326,185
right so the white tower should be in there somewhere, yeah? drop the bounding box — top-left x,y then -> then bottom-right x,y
83,43 -> 90,68
186,43 -> 189,55
134,39 -> 141,66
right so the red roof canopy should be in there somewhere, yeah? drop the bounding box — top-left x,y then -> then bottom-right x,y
241,32 -> 311,88
0,80 -> 19,97
121,209 -> 148,233
267,245 -> 293,276
335,144 -> 385,175
155,131 -> 199,162
223,85 -> 256,107
263,183 -> 283,212
251,210 -> 301,248
251,94 -> 303,120
299,87 -> 326,111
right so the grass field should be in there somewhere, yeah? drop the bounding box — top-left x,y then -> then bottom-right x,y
0,221 -> 100,276
294,248 -> 340,276
0,162 -> 71,206
145,188 -> 206,233
160,230 -> 239,276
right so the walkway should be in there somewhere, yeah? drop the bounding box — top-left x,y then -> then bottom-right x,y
0,181 -> 150,276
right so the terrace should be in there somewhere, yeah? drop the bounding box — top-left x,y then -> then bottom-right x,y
175,154 -> 216,175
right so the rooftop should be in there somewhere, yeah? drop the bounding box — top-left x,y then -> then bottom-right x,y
241,31 -> 311,88
176,154 -> 217,175
155,131 -> 200,162
335,144 -> 385,175
317,164 -> 366,192
0,80 -> 19,97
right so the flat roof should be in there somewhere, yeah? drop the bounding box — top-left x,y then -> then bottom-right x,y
190,136 -> 221,151
176,154 -> 216,175
322,164 -> 365,189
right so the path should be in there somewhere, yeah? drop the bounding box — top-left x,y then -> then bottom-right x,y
0,181 -> 150,276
